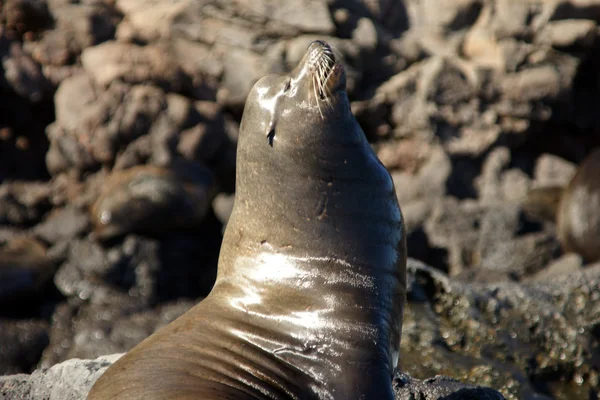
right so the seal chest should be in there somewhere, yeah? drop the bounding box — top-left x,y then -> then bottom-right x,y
88,40 -> 407,400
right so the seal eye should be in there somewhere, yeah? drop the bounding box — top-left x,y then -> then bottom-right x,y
284,79 -> 291,93
267,129 -> 275,147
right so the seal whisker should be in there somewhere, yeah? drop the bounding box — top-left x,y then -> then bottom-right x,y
312,74 -> 324,118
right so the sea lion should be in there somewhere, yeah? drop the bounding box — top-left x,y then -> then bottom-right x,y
88,40 -> 407,400
523,148 -> 600,263
90,162 -> 215,240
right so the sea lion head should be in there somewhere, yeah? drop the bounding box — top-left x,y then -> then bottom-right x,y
239,40 -> 354,153
227,39 -> 402,263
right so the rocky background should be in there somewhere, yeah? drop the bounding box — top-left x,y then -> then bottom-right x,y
1,0 -> 600,399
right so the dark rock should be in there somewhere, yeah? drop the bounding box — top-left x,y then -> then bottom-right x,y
0,237 -> 56,313
393,373 -> 505,400
0,319 -> 49,374
0,182 -> 51,226
53,236 -> 159,303
0,0 -> 52,37
41,299 -> 194,365
403,258 -> 600,399
1,36 -> 52,103
0,30 -> 53,181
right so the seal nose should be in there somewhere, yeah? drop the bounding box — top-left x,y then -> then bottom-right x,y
307,40 -> 335,64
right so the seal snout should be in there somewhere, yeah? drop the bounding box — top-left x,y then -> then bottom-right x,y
301,40 -> 345,116
307,41 -> 336,92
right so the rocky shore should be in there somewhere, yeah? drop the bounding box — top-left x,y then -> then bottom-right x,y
1,0 -> 600,399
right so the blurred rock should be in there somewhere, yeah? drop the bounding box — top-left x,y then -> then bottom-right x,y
33,206 -> 90,244
532,153 -> 577,187
0,182 -> 51,226
40,299 -> 194,367
2,35 -> 51,103
546,19 -> 596,50
0,319 -> 49,374
0,0 -> 52,37
0,238 -> 55,310
46,72 -> 222,175
81,42 -> 188,92
529,253 -> 583,281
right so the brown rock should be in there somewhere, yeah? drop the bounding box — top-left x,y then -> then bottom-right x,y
81,42 -> 188,92
233,0 -> 334,34
50,2 -> 119,50
176,101 -> 226,163
116,0 -> 200,41
501,66 -> 562,102
533,153 -> 577,187
546,19 -> 596,49
217,47 -> 269,108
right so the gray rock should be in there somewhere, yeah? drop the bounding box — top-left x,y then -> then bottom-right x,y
33,206 -> 90,244
0,353 -> 122,400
